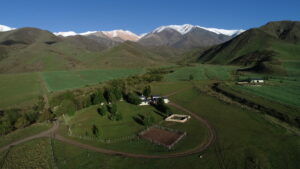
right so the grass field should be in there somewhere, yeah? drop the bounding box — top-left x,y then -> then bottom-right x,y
0,123 -> 51,147
41,68 -> 144,92
58,99 -> 208,155
47,82 -> 299,169
165,64 -> 237,81
0,72 -> 44,109
65,102 -> 163,140
168,84 -> 300,169
233,61 -> 300,108
1,138 -> 54,169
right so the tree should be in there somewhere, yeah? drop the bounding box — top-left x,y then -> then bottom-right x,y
92,124 -> 99,137
156,98 -> 173,117
33,96 -> 45,111
56,99 -> 77,116
97,106 -> 107,116
143,85 -> 151,98
25,111 -> 39,123
91,90 -> 105,105
38,109 -> 55,122
14,116 -> 30,129
0,120 -> 12,136
112,87 -> 123,101
6,109 -> 21,126
126,93 -> 141,105
107,104 -> 117,114
189,74 -> 194,81
115,112 -> 123,121
107,104 -> 122,121
104,88 -> 114,103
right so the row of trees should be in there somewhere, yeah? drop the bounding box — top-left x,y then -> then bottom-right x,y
0,109 -> 56,136
1,67 -> 171,136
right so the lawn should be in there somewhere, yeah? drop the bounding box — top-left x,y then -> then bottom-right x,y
0,72 -> 44,109
41,68 -> 144,92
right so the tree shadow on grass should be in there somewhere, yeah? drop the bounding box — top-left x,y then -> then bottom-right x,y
154,110 -> 166,118
132,114 -> 145,126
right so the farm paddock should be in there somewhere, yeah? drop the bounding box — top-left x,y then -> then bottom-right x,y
139,127 -> 186,149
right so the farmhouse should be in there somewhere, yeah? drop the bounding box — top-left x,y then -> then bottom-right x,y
139,95 -> 170,106
237,78 -> 264,85
139,95 -> 150,106
151,95 -> 170,104
250,78 -> 264,83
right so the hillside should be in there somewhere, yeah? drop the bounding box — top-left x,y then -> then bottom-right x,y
138,25 -> 234,48
0,28 -> 107,73
88,41 -> 184,68
0,28 -> 183,73
197,21 -> 300,74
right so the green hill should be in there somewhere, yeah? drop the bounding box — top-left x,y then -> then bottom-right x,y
197,21 -> 300,74
0,28 -> 184,73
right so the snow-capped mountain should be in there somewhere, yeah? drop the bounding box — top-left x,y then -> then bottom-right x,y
1,23 -> 245,48
152,24 -> 244,36
0,24 -> 15,32
102,30 -> 140,41
138,24 -> 244,48
54,31 -> 78,37
54,30 -> 141,42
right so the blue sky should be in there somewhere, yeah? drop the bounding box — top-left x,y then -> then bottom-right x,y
1,0 -> 299,34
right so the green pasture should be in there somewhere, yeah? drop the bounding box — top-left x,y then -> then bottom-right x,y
0,123 -> 51,147
165,64 -> 236,81
41,68 -> 144,92
1,138 -> 54,169
66,102 -> 163,139
58,98 -> 208,155
0,72 -> 44,109
168,84 -> 300,169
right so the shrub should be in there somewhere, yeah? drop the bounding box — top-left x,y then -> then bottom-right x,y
92,124 -> 99,137
91,90 -> 105,105
104,88 -> 115,103
6,109 -> 21,126
107,104 -> 117,114
126,93 -> 141,105
97,106 -> 107,116
56,99 -> 77,116
115,112 -> 123,121
14,116 -> 30,129
189,74 -> 194,81
25,111 -> 39,123
143,85 -> 151,98
156,98 -> 173,117
38,109 -> 55,122
0,120 -> 12,136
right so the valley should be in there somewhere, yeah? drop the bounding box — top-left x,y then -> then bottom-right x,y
0,20 -> 299,169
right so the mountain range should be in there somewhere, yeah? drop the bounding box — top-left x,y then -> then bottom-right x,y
0,21 -> 299,74
0,24 -> 244,48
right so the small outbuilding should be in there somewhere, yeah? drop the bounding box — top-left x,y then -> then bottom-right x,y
237,78 -> 264,85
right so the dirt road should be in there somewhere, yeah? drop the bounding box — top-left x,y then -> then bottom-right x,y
0,102 -> 216,159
